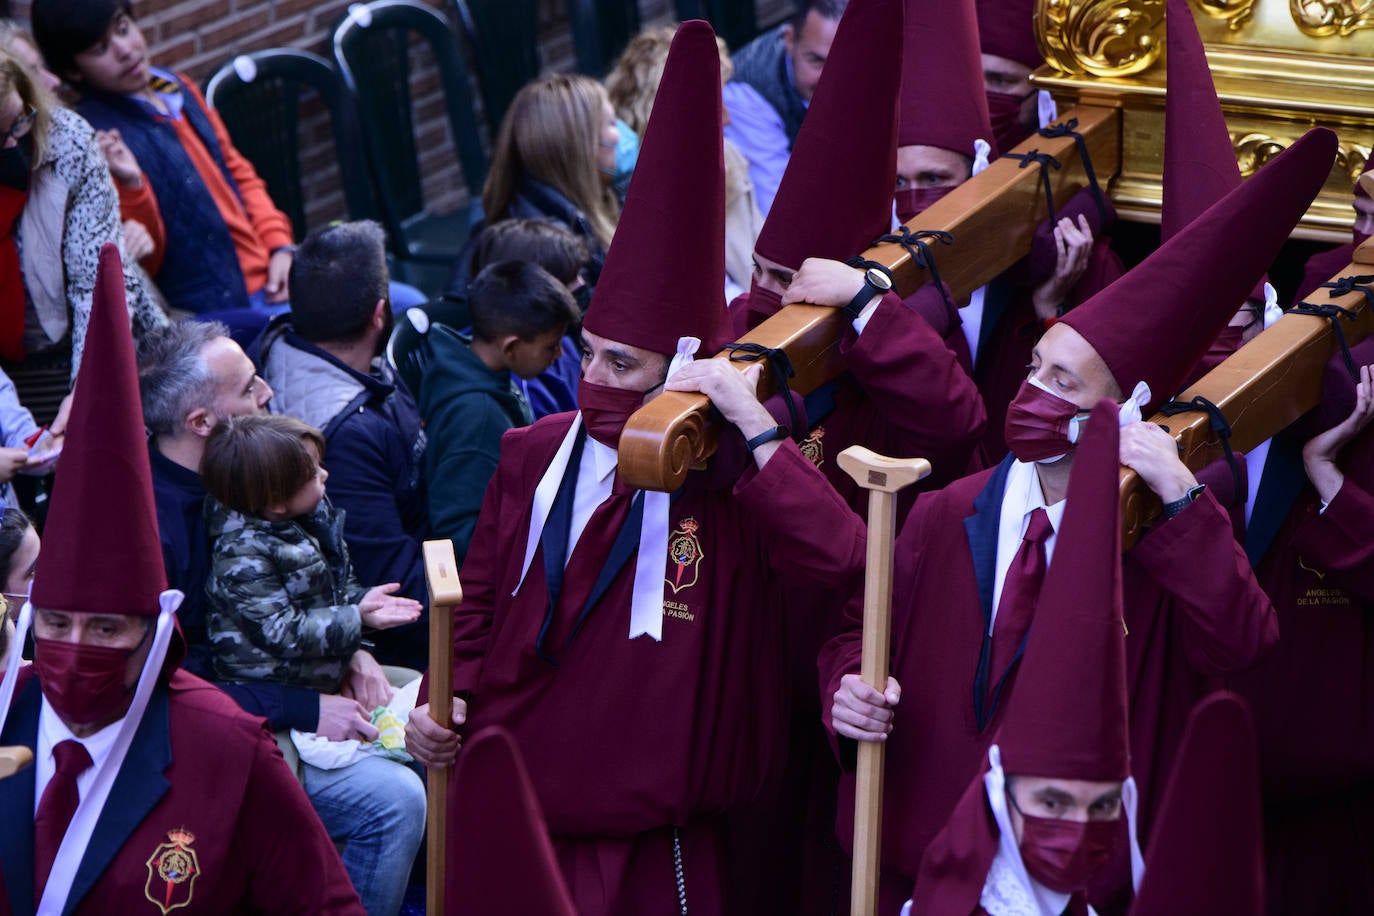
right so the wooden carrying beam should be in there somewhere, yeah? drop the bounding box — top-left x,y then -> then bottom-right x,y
618,105 -> 1123,493
1120,263 -> 1374,548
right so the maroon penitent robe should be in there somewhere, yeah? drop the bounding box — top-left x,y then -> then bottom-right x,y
0,670 -> 362,916
1228,424 -> 1374,915
431,412 -> 866,916
819,455 -> 1277,915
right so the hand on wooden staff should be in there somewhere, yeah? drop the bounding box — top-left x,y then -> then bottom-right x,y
405,698 -> 467,768
1303,363 -> 1374,504
831,673 -> 902,743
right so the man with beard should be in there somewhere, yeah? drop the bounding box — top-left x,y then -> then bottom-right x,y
256,221 -> 430,670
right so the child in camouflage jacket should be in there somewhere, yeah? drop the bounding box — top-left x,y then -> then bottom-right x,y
201,415 -> 420,693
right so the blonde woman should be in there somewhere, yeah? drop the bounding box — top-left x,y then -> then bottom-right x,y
607,26 -> 763,300
0,47 -> 163,424
481,74 -> 621,284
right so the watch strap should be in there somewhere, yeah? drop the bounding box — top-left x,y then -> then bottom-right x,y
745,425 -> 789,452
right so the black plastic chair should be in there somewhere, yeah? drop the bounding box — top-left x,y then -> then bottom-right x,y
205,49 -> 377,239
675,0 -> 761,49
452,0 -> 540,135
386,299 -> 472,396
566,0 -> 640,77
333,0 -> 488,276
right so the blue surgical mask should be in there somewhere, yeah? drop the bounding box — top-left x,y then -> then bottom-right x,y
600,118 -> 640,196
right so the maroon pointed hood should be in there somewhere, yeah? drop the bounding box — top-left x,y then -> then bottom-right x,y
445,727 -> 577,914
1128,693 -> 1265,915
999,400 -> 1129,781
754,0 -> 902,271
900,0 -> 995,157
975,0 -> 1041,68
582,20 -> 730,356
1061,127 -> 1337,414
32,244 -> 167,617
910,761 -> 1002,916
1161,0 -> 1238,241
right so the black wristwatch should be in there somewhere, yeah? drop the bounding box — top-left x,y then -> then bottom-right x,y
843,265 -> 894,320
1162,483 -> 1206,519
746,425 -> 789,452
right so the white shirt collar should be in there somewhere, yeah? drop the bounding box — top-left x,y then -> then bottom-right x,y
587,436 -> 618,485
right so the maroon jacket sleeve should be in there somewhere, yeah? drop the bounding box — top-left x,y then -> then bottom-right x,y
1289,478 -> 1374,603
734,438 -> 866,589
239,724 -> 366,914
840,291 -> 987,462
1130,490 -> 1280,674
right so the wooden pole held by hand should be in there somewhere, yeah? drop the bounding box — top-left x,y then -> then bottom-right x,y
837,446 -> 931,916
424,538 -> 463,916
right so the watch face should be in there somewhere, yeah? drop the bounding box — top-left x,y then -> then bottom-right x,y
866,267 -> 893,290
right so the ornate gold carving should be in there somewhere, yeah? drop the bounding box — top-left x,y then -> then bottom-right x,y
1231,131 -> 1367,182
1232,132 -> 1290,176
1290,0 -> 1374,38
1337,143 -> 1370,181
1192,0 -> 1257,30
1038,0 -> 1166,77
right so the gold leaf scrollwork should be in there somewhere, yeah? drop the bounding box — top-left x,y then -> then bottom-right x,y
1038,0 -> 1166,77
1337,143 -> 1370,182
1191,0 -> 1257,30
1290,0 -> 1374,38
1232,132 -> 1291,176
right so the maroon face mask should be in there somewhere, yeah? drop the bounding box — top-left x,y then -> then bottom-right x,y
578,377 -> 657,449
32,635 -> 144,728
1017,813 -> 1120,894
987,88 -> 1035,156
1004,378 -> 1090,463
746,281 -> 785,328
895,185 -> 955,225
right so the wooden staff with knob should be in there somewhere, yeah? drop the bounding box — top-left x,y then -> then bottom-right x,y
423,538 -> 463,916
837,445 -> 931,916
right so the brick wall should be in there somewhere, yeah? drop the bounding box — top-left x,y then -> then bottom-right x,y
12,0 -> 795,232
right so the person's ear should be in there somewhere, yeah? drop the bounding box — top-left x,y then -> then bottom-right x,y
186,407 -> 215,438
499,334 -> 523,363
781,23 -> 795,56
372,298 -> 387,330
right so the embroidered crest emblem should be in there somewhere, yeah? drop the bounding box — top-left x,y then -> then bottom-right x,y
666,517 -> 704,594
144,828 -> 199,913
800,427 -> 826,468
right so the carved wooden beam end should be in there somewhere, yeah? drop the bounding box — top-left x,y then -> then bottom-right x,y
618,305 -> 850,492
